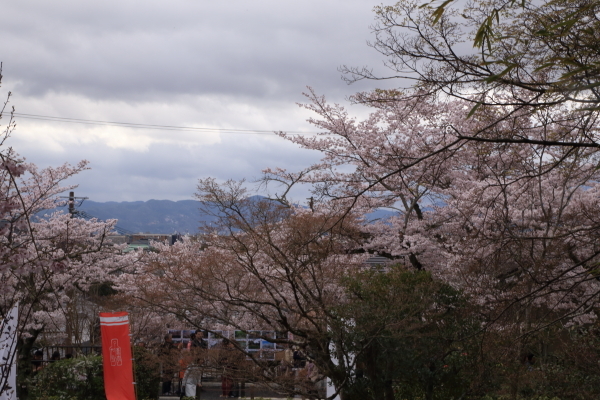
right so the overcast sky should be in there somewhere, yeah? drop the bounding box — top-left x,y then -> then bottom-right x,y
0,0 -> 396,203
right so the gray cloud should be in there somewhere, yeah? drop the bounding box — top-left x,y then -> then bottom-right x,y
11,122 -> 322,202
0,0 -> 395,202
1,0 -> 384,101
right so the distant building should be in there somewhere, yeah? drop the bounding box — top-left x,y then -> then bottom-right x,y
107,233 -> 182,252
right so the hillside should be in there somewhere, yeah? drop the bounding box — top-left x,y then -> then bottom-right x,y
69,199 -> 206,234
54,199 -> 397,234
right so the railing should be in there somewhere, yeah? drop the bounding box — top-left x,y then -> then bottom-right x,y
42,344 -> 101,358
30,345 -> 327,399
31,344 -> 102,371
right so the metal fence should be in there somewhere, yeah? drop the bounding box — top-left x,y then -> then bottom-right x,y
31,344 -> 102,370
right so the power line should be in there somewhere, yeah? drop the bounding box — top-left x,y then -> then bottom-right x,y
12,112 -> 320,135
59,191 -> 135,234
77,210 -> 135,235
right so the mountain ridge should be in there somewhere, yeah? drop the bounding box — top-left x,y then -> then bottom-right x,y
68,199 -> 206,234
59,199 -> 397,234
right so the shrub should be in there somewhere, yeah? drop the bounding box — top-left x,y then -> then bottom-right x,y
28,348 -> 161,400
133,346 -> 161,400
28,355 -> 104,400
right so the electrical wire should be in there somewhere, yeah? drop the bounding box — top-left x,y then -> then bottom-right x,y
12,112 -> 320,135
77,210 -> 134,235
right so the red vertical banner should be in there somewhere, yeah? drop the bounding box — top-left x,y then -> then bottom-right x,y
100,312 -> 136,400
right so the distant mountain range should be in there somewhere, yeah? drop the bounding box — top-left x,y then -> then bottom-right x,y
53,199 -> 397,234
64,200 -> 208,234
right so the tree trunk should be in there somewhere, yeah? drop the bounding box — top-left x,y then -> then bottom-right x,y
16,329 -> 42,400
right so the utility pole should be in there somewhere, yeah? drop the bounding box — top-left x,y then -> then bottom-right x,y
60,191 -> 89,218
69,191 -> 75,216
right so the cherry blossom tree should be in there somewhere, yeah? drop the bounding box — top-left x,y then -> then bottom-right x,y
123,179 -> 376,399
0,79 -> 138,398
124,86 -> 600,398
330,2 -> 600,389
107,3 -> 600,393
124,179 -> 489,400
262,88 -> 600,348
343,0 -> 600,149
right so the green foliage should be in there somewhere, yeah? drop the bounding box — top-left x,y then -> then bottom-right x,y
27,349 -> 161,400
28,355 -> 104,400
133,346 -> 161,400
522,328 -> 600,400
336,267 -> 482,400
